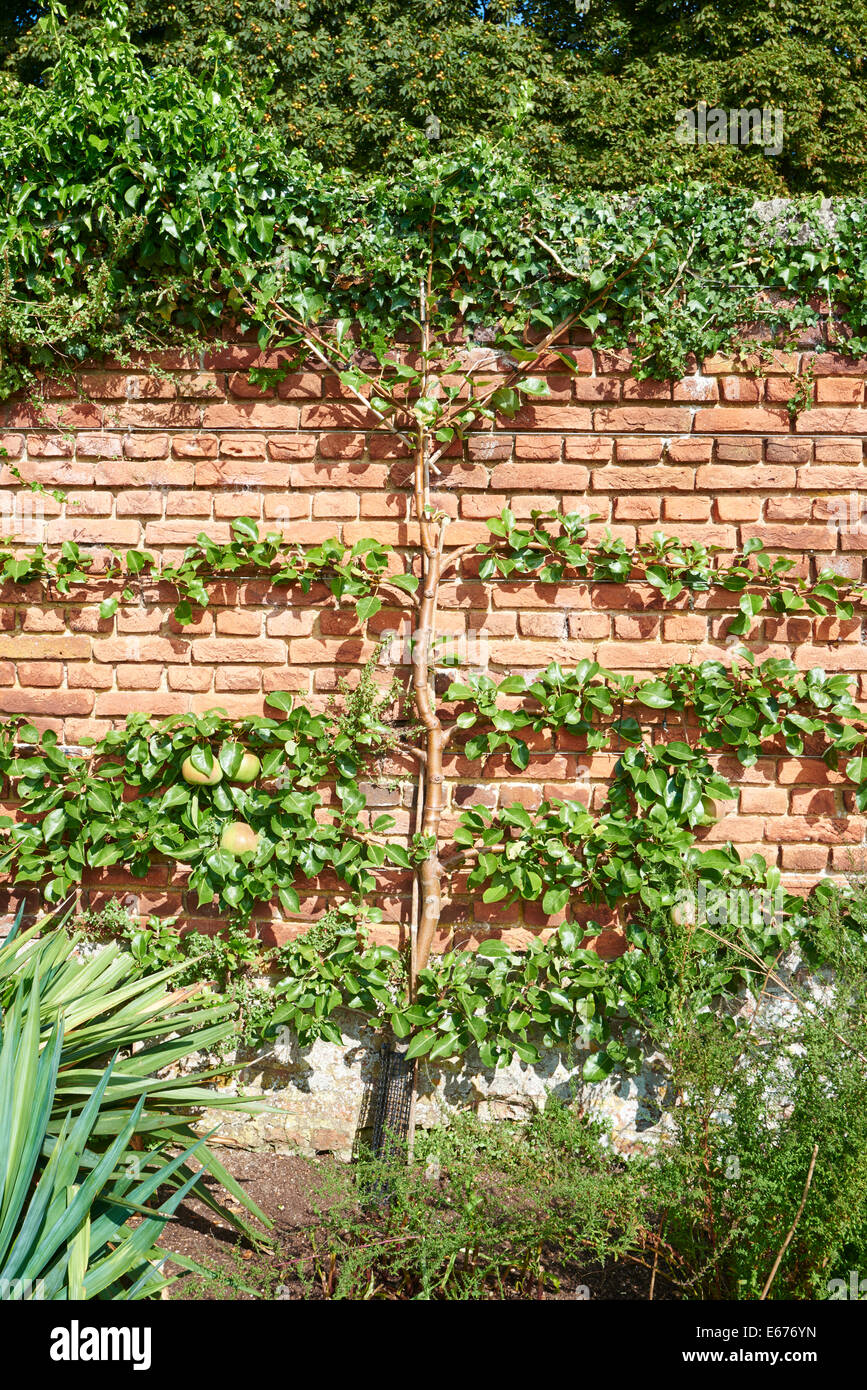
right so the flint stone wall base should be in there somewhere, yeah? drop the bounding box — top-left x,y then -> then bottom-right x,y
189,1008 -> 670,1162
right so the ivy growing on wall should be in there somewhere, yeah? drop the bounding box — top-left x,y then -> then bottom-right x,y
4,5 -> 867,403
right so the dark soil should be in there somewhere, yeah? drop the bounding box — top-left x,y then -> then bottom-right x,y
158,1147 -> 676,1301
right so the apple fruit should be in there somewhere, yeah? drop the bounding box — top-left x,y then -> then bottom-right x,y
221,744 -> 261,784
181,754 -> 222,786
220,821 -> 259,856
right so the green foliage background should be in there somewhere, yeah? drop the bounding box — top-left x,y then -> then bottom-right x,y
4,5 -> 867,401
4,0 -> 867,193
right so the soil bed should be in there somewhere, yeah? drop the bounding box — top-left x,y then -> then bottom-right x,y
159,1148 -> 675,1301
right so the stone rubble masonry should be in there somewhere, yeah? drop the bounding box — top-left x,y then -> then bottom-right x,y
3,340 -> 867,952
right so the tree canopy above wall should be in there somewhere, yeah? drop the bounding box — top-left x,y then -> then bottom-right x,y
3,0 -> 867,195
3,4 -> 867,403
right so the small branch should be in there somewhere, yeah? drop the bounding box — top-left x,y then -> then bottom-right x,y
393,741 -> 427,764
530,231 -> 581,280
759,1144 -> 819,1301
438,542 -> 486,581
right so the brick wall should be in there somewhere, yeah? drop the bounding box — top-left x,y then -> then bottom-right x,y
2,338 -> 867,950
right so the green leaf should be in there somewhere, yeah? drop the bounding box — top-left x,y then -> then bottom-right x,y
476,939 -> 511,958
355,594 -> 381,624
406,1029 -> 437,1060
542,886 -> 570,914
582,1051 -> 615,1083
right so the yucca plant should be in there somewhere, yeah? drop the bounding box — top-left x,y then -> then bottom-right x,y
0,902 -> 271,1275
0,965 -> 215,1298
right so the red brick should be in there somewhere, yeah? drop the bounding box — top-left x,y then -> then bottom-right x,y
215,611 -> 263,636
746,525 -> 835,550
289,462 -> 388,489
215,493 -> 264,519
514,435 -> 562,459
614,497 -> 659,521
75,434 -> 123,459
694,407 -> 790,432
591,467 -> 694,491
0,434 -> 24,460
594,407 -> 685,432
596,642 -> 691,668
719,376 -> 762,404
192,639 -> 286,664
563,437 -> 612,462
490,464 -> 589,490
813,439 -> 863,463
715,440 -> 764,463
809,353 -> 867,376
267,438 -> 318,462
167,667 -> 213,692
19,459 -> 93,486
796,466 -> 867,490
781,846 -> 829,871
278,373 -> 323,399
667,437 -> 713,463
368,434 -> 412,460
124,434 -> 171,459
662,496 -> 711,521
696,465 -> 795,490
573,378 -> 621,402
622,378 -> 672,401
92,637 -> 188,663
202,403 -> 300,429
117,664 -> 164,690
96,461 -> 194,487
673,378 -> 718,403
111,403 -> 200,429
498,406 -> 592,432
815,378 -> 863,404
615,439 -> 665,462
196,459 -> 286,488
765,497 -> 812,522
765,439 -> 812,464
16,661 -> 63,687
144,521 -> 230,545
795,409 -> 867,433
613,615 -> 659,639
219,436 -> 268,459
6,403 -> 102,429
0,691 -> 94,715
51,521 -> 141,546
318,433 -> 367,459
172,434 -> 219,459
228,372 -> 273,399
215,667 -> 263,691
299,403 -> 378,430
466,434 -> 511,462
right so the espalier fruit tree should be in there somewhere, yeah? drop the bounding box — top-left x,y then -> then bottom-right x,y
3,5 -> 867,1084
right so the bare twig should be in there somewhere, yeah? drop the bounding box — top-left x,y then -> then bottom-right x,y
759,1144 -> 819,1300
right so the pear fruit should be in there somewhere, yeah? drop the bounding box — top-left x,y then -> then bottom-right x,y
220,822 -> 259,856
222,745 -> 261,784
671,899 -> 696,928
181,754 -> 222,786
